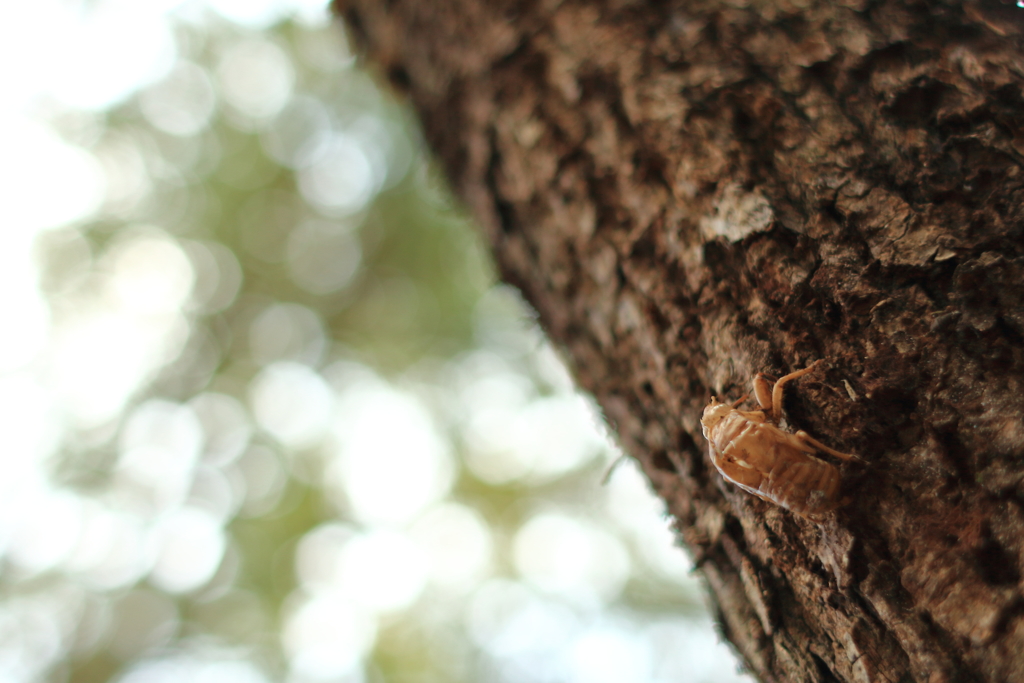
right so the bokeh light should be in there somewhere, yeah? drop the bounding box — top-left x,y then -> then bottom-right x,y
0,2 -> 754,683
513,512 -> 631,605
217,38 -> 295,123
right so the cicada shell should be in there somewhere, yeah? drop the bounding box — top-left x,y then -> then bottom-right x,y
700,361 -> 859,519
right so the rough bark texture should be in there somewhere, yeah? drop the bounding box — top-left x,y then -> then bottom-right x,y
332,1 -> 1024,681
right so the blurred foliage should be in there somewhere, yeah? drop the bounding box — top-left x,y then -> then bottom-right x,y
4,7 -> 751,683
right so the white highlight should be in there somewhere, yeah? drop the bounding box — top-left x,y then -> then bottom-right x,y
336,530 -> 428,613
564,627 -> 652,683
283,591 -> 376,679
139,61 -> 216,136
464,393 -> 606,484
148,507 -> 226,594
190,392 -> 253,467
0,116 -> 105,233
328,376 -> 454,526
66,504 -> 152,590
118,656 -> 271,683
409,503 -> 493,589
513,513 -> 630,604
297,134 -> 377,215
106,231 -> 196,314
217,38 -> 295,122
39,2 -> 177,111
604,461 -> 695,583
250,361 -> 335,449
118,400 -> 204,513
466,579 -> 578,657
183,240 -> 244,314
699,182 -> 774,242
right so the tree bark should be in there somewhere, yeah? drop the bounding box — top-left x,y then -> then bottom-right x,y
332,1 -> 1024,681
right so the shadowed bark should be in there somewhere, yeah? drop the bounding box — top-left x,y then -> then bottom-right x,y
331,1 -> 1024,681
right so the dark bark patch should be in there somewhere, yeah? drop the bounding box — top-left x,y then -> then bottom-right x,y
886,77 -> 953,127
811,652 -> 842,683
649,448 -> 675,474
386,63 -> 411,91
974,535 -> 1020,587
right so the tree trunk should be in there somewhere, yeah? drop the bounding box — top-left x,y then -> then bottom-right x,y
332,1 -> 1024,681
